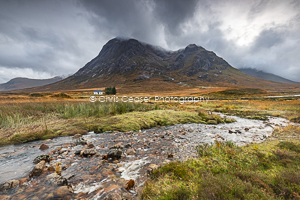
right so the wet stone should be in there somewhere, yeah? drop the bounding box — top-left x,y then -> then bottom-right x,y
123,179 -> 135,191
55,162 -> 62,175
45,173 -> 68,186
80,149 -> 97,156
126,148 -> 136,155
33,154 -> 51,164
53,186 -> 73,198
87,143 -> 95,148
147,164 -> 159,175
75,137 -> 87,146
0,180 -> 19,193
107,149 -> 122,159
39,143 -> 49,150
29,160 -> 45,177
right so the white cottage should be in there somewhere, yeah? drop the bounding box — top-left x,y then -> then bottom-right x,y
93,90 -> 103,95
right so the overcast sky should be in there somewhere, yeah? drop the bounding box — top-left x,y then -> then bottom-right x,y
0,0 -> 299,83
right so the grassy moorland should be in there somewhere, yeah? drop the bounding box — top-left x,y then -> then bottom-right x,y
0,87 -> 299,198
159,98 -> 300,122
0,88 -> 299,146
140,88 -> 300,199
141,125 -> 300,199
0,93 -> 231,146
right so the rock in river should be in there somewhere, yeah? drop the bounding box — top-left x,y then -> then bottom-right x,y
53,186 -> 73,199
29,160 -> 45,177
45,173 -> 68,186
75,137 -> 87,146
125,148 -> 136,155
80,149 -> 97,156
107,149 -> 122,159
39,143 -> 49,150
33,154 -> 51,164
123,179 -> 135,191
0,180 -> 19,193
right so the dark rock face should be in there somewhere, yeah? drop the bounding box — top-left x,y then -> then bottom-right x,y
71,37 -> 231,81
24,37 -> 270,92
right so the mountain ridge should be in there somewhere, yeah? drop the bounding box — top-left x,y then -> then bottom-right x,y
0,76 -> 63,92
11,37 -> 300,93
239,68 -> 299,84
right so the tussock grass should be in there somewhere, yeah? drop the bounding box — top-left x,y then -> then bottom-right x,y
90,110 -> 229,133
0,101 -> 231,146
160,99 -> 300,121
141,126 -> 300,200
0,101 -> 156,145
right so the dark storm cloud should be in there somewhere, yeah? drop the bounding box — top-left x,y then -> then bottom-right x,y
152,0 -> 199,34
0,0 -> 299,83
77,0 -> 160,44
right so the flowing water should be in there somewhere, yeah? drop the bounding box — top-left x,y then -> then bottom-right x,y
0,114 -> 297,199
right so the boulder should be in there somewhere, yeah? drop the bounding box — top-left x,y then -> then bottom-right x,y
87,143 -> 95,149
107,149 -> 122,159
48,165 -> 55,172
125,148 -> 136,155
0,180 -> 19,193
80,149 -> 97,156
123,179 -> 135,191
29,160 -> 45,177
53,186 -> 73,199
45,173 -> 68,186
55,162 -> 62,175
147,164 -> 159,175
33,155 -> 51,164
39,143 -> 49,150
75,137 -> 87,146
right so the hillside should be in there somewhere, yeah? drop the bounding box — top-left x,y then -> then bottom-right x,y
0,76 -> 63,92
240,68 -> 299,84
16,38 -> 300,93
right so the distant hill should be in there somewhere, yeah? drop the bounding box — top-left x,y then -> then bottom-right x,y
17,38 -> 300,93
240,68 -> 299,84
0,76 -> 63,92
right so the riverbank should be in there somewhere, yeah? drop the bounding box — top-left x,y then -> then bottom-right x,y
0,114 -> 297,199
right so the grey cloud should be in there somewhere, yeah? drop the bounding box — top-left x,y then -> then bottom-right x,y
77,0 -> 161,44
0,0 -> 299,83
152,0 -> 199,35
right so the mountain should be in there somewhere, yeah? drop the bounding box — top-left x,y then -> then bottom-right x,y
17,38 -> 300,93
0,76 -> 63,92
239,68 -> 299,84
